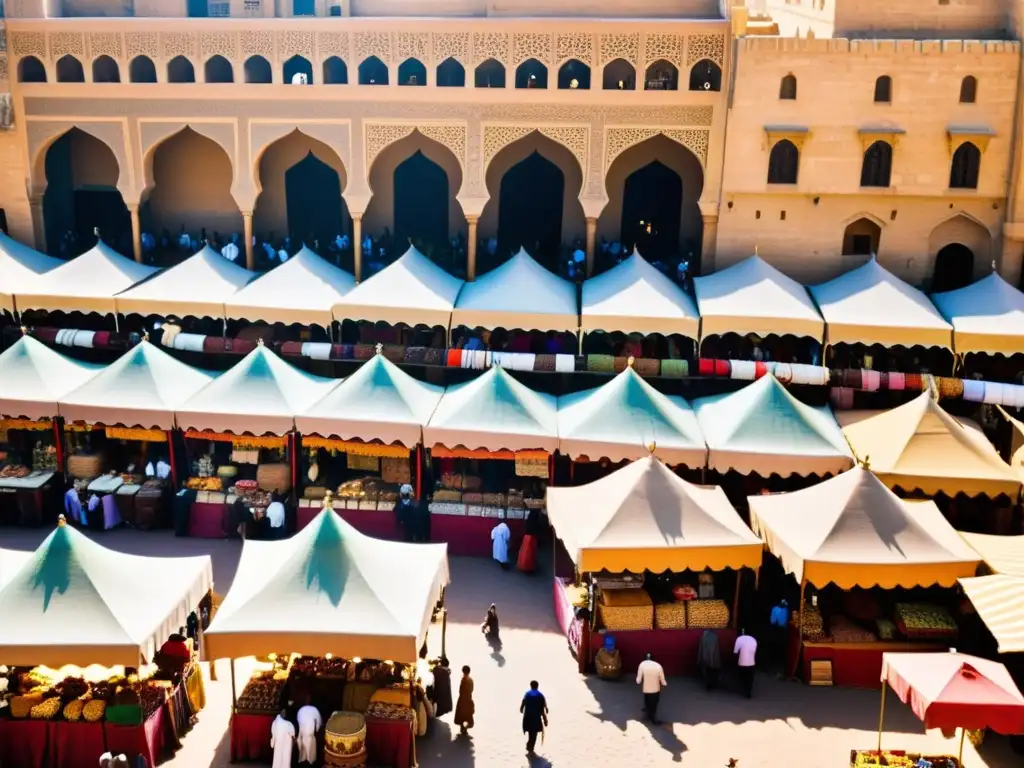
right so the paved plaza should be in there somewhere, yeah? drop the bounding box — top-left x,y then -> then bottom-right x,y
3,526 -> 1020,768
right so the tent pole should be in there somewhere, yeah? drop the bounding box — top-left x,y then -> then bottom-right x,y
415,446 -> 422,499
732,570 -> 742,630
230,658 -> 237,712
798,579 -> 806,640
441,607 -> 448,659
958,728 -> 965,764
166,430 -> 178,488
876,680 -> 886,754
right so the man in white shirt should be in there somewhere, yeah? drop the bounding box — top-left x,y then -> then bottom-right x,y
265,494 -> 287,540
156,459 -> 172,480
270,708 -> 295,768
221,239 -> 240,263
296,702 -> 322,765
490,517 -> 511,570
636,652 -> 666,724
734,629 -> 758,699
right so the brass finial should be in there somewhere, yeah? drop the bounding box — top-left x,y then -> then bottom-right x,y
860,455 -> 871,470
375,342 -> 383,355
57,514 -> 67,527
627,356 -> 635,368
648,441 -> 656,454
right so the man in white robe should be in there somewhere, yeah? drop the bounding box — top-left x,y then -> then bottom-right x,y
491,518 -> 511,570
296,703 -> 322,764
221,239 -> 240,263
270,710 -> 295,768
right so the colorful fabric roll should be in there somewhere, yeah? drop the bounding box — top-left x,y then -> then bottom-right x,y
574,355 -> 588,372
828,368 -> 843,386
404,346 -> 428,364
888,372 -> 905,391
202,336 -> 226,353
534,354 -> 556,372
983,382 -> 1005,405
790,364 -> 828,386
423,347 -> 444,367
962,379 -> 985,402
93,331 -> 111,348
772,362 -> 792,383
34,327 -> 58,343
754,361 -> 768,379
714,359 -> 731,377
382,344 -> 406,363
861,370 -> 881,392
333,343 -> 354,360
730,360 -> 756,380
841,369 -> 862,389
446,348 -> 462,367
829,387 -> 855,410
555,354 -> 576,373
1006,384 -> 1024,408
279,341 -> 303,357
661,359 -> 688,378
613,356 -> 629,373
353,343 -> 375,360
634,358 -> 660,377
937,377 -> 964,399
461,349 -> 473,368
878,372 -> 889,390
697,358 -> 715,376
587,354 -> 615,373
904,373 -> 923,391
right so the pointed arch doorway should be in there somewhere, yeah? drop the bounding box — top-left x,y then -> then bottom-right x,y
393,150 -> 449,253
498,151 -> 565,264
284,151 -> 348,250
621,160 -> 682,260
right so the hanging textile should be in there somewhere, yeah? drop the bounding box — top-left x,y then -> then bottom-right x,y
302,436 -> 410,457
515,455 -> 548,478
183,429 -> 287,449
105,426 -> 167,442
0,418 -> 52,432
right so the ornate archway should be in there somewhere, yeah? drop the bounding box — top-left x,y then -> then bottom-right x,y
928,214 -> 992,291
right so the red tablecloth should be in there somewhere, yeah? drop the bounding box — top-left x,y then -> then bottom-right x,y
429,515 -> 526,558
188,501 -> 228,538
366,715 -> 414,768
49,721 -> 107,768
0,718 -> 49,767
588,625 -> 738,678
104,702 -> 171,767
297,505 -> 402,540
230,712 -> 274,763
552,578 -> 585,673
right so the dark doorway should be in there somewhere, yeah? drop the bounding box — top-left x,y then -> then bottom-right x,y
284,151 -> 349,251
620,160 -> 682,260
932,243 -> 975,293
393,150 -> 449,254
73,188 -> 131,251
0,209 -> 8,235
498,151 -> 564,268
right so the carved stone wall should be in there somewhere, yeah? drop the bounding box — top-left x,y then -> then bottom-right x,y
26,118 -> 131,190
364,120 -> 467,187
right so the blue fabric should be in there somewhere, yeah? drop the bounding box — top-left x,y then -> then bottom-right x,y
603,634 -> 616,650
769,603 -> 789,628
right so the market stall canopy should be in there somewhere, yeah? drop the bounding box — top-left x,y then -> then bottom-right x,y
115,245 -> 255,320
580,250 -> 700,338
556,367 -> 706,465
424,366 -> 557,453
451,248 -> 578,333
0,232 -> 62,315
957,574 -> 1024,653
930,272 -> 1024,356
332,246 -> 464,329
176,344 -> 336,436
0,548 -> 31,589
749,467 -> 980,588
14,240 -> 159,316
547,456 -> 762,573
204,508 -> 449,663
958,532 -> 1024,577
225,246 -> 354,327
809,256 -> 953,349
693,255 -> 824,341
0,335 -> 102,421
881,652 -> 1024,735
0,519 -> 213,667
296,353 -> 444,448
692,375 -> 853,477
58,341 -> 214,430
838,393 -> 1020,498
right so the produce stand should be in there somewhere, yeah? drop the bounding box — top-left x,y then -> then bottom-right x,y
749,467 -> 981,689
547,456 -> 762,677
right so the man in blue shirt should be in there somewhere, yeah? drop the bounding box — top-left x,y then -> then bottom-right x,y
520,680 -> 548,755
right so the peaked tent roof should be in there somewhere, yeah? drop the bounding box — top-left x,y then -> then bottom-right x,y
296,354 -> 444,448
15,240 -> 159,316
958,574 -> 1024,653
930,271 -> 1024,356
424,366 -> 558,452
693,255 -> 824,341
749,467 -> 980,588
0,548 -> 32,589
958,532 -> 1024,578
203,508 -> 449,664
547,456 -> 762,573
115,245 -> 255,320
0,519 -> 213,667
556,368 -> 707,465
810,257 -> 953,348
838,392 -> 1021,497
581,250 -> 700,338
0,335 -> 103,420
451,248 -> 578,333
332,246 -> 464,329
176,345 -> 336,436
0,231 -> 62,314
58,341 -> 214,430
225,246 -> 355,326
692,375 -> 853,477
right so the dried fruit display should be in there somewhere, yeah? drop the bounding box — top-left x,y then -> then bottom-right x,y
10,693 -> 43,718
0,464 -> 30,478
598,589 -> 654,631
828,615 -> 877,644
29,697 -> 62,720
894,603 -> 958,639
63,699 -> 85,722
139,684 -> 167,719
793,605 -> 826,641
686,599 -> 730,629
654,602 -> 686,630
54,676 -> 89,701
237,676 -> 286,713
82,699 -> 106,722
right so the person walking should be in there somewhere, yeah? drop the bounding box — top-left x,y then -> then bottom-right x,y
453,665 -> 475,736
520,680 -> 549,755
734,628 -> 758,698
696,629 -> 722,691
270,708 -> 295,768
490,516 -> 511,570
636,652 -> 666,724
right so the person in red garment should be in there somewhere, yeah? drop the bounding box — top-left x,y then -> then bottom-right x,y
517,507 -> 542,574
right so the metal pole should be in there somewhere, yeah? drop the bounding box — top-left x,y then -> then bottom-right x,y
798,579 -> 806,639
877,680 -> 887,754
230,658 -> 237,711
441,607 -> 448,659
732,569 -> 742,630
958,728 -> 965,764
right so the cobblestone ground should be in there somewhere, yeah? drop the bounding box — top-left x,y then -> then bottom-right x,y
4,527 -> 1020,768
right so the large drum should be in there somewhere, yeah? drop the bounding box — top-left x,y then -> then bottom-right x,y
324,710 -> 367,767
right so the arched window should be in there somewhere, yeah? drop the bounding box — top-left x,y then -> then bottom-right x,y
56,55 -> 85,83
204,55 -> 233,84
398,58 -> 426,86
689,59 -> 722,92
284,55 -> 313,85
644,60 -> 677,90
244,55 -> 272,84
767,140 -> 799,185
323,57 -> 348,85
842,218 -> 881,256
779,74 -> 797,100
475,58 -> 505,88
436,57 -> 465,87
129,56 -> 157,83
959,75 -> 977,104
167,56 -> 196,84
92,55 -> 120,83
874,75 -> 892,103
558,59 -> 590,90
860,141 -> 893,188
18,56 -> 48,83
603,58 -> 635,90
515,59 -> 547,89
358,56 -> 388,85
949,142 -> 981,189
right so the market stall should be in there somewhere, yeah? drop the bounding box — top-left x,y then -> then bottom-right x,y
931,271 -> 1024,358
857,652 -> 1024,767
548,456 -> 762,676
556,366 -> 707,483
57,341 -> 212,529
0,230 -> 62,317
174,343 -> 336,538
114,245 -> 255,321
423,366 -> 557,557
294,352 -> 444,537
205,508 -> 449,768
748,467 -> 981,689
0,335 -> 100,525
958,532 -> 1024,654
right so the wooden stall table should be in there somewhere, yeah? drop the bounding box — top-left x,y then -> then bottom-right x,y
188,494 -> 230,538
115,483 -> 141,525
0,470 -> 57,526
134,482 -> 170,530
428,508 -> 526,557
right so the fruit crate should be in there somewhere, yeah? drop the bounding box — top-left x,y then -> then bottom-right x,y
850,749 -> 961,767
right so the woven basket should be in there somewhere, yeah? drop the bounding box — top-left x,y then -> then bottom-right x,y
256,463 -> 292,492
595,648 -> 622,680
325,711 -> 367,756
68,454 -> 103,480
324,748 -> 366,768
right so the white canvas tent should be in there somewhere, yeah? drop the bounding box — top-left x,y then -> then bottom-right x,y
0,335 -> 102,421
0,232 -> 62,315
930,271 -> 1024,356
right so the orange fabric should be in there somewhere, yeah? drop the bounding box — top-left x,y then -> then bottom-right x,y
430,447 -> 549,460
303,436 -> 410,457
183,430 -> 287,449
